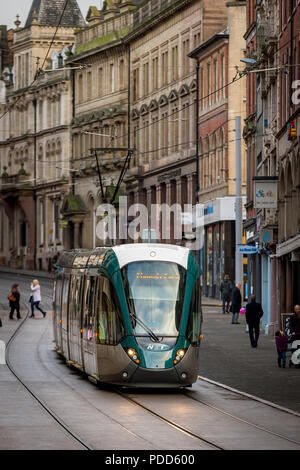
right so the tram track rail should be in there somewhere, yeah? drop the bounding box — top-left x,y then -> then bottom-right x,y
2,294 -> 94,450
1,272 -> 299,450
113,388 -> 224,450
182,388 -> 300,448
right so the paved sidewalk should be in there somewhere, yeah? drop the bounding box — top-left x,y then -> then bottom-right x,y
0,266 -> 53,280
199,302 -> 300,413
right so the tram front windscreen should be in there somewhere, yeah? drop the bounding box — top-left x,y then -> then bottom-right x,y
122,261 -> 186,337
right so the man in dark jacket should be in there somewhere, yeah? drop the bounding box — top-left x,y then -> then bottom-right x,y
245,295 -> 263,347
231,283 -> 242,324
220,274 -> 232,314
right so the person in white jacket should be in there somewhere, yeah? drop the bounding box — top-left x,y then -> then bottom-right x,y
30,280 -> 46,318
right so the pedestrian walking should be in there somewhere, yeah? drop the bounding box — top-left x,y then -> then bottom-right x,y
8,283 -> 21,320
245,295 -> 263,347
220,274 -> 232,314
230,283 -> 242,324
275,330 -> 288,368
30,280 -> 46,318
290,304 -> 300,336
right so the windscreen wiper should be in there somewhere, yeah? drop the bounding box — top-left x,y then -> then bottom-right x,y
129,311 -> 160,343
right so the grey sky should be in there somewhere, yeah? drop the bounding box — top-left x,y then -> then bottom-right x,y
1,1 -> 103,29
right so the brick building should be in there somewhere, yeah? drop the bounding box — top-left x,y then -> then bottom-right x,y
189,1 -> 247,298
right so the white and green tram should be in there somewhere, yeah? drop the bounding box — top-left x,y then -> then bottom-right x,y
53,243 -> 202,388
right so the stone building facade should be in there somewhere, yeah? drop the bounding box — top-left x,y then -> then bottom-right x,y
0,0 -> 85,270
67,0 -> 229,248
124,0 -> 228,245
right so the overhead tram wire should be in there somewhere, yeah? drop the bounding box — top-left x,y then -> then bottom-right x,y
70,69 -> 248,169
2,62 -> 247,191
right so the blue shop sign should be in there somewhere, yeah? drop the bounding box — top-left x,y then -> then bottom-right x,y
237,245 -> 258,254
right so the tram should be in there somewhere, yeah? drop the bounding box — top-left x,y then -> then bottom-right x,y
53,243 -> 202,388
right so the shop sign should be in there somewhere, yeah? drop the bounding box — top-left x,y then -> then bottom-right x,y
253,178 -> 278,209
259,229 -> 273,244
237,245 -> 258,254
59,219 -> 69,229
246,229 -> 255,241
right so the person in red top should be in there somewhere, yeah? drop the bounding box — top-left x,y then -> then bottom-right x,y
275,330 -> 289,368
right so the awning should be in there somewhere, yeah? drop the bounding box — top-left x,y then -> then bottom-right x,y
276,234 -> 300,257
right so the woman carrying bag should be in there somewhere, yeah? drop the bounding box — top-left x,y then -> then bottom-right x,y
8,283 -> 21,320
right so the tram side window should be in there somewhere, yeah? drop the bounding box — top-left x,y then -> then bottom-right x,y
185,279 -> 202,346
83,277 -> 96,340
97,277 -> 125,345
55,276 -> 63,316
61,276 -> 70,327
70,276 -> 83,334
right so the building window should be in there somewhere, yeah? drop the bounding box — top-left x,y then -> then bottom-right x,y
171,45 -> 178,81
53,199 -> 60,241
207,62 -> 211,106
200,66 -> 204,110
221,54 -> 226,99
182,38 -> 190,75
143,62 -> 149,96
133,68 -> 139,101
152,56 -> 159,90
119,59 -> 124,89
161,50 -> 168,86
98,67 -> 103,96
110,64 -> 115,93
87,71 -> 92,100
161,112 -> 168,157
78,73 -> 83,102
213,59 -> 218,103
40,200 -> 44,245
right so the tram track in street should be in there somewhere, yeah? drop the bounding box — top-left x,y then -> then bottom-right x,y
1,271 -> 299,450
113,388 -> 225,450
181,387 -> 300,448
0,282 -> 94,451
1,278 -> 212,450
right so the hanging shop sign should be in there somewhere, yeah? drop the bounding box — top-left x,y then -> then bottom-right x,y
259,228 -> 273,244
253,177 -> 278,209
287,121 -> 297,141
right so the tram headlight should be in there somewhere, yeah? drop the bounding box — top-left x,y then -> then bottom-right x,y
173,349 -> 186,365
127,348 -> 140,364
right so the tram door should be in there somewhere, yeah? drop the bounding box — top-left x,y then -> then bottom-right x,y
95,277 -> 126,376
61,275 -> 70,360
82,276 -> 97,376
69,274 -> 83,365
53,276 -> 63,350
